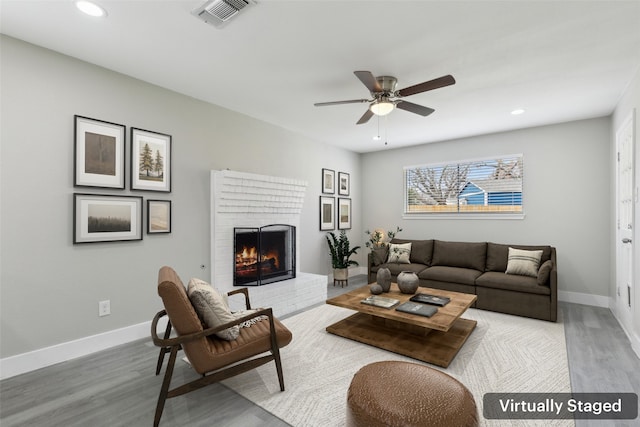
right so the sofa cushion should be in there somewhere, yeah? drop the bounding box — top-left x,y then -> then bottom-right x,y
371,246 -> 389,266
387,242 -> 412,263
390,239 -> 434,266
419,266 -> 483,286
380,262 -> 428,277
505,247 -> 543,277
187,278 -> 239,341
537,260 -> 553,285
486,242 -> 552,272
431,240 -> 487,271
476,271 -> 551,296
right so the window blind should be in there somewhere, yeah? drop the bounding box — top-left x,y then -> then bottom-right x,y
404,155 -> 524,215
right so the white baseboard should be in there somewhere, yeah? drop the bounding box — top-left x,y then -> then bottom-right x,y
0,287 -> 620,380
557,290 -> 610,308
0,319 -> 165,381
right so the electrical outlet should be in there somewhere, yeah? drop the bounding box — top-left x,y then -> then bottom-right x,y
99,300 -> 111,317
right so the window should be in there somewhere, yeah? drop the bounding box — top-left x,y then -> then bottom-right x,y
404,155 -> 523,216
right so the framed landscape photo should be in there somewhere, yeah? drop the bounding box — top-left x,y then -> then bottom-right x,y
319,196 -> 335,231
322,168 -> 335,194
338,172 -> 350,196
74,194 -> 143,243
147,199 -> 171,234
131,127 -> 171,192
74,115 -> 125,189
338,197 -> 352,230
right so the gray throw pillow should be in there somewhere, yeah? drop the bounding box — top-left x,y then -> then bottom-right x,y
372,246 -> 389,266
537,260 -> 553,285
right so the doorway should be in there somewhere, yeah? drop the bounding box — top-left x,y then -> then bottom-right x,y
615,110 -> 635,332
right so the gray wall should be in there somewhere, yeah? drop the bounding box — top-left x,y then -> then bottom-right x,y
361,117 -> 612,298
0,36 -> 361,358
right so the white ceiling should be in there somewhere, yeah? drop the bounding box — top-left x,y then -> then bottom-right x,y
2,0 -> 640,153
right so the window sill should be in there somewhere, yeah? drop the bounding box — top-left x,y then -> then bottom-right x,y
402,213 -> 526,220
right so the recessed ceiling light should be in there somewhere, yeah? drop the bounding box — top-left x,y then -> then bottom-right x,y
511,109 -> 525,115
75,1 -> 107,17
372,135 -> 381,140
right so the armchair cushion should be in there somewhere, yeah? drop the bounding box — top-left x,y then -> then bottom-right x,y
187,278 -> 239,341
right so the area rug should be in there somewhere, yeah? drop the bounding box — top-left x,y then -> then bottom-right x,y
221,304 -> 573,427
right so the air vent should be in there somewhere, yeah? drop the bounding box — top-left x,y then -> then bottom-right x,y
192,0 -> 255,28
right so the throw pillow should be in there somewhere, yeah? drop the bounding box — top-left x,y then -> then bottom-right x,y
187,278 -> 239,341
387,242 -> 412,264
371,246 -> 389,266
505,248 -> 543,278
537,260 -> 553,285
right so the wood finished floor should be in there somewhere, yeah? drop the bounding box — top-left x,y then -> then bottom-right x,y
1,275 -> 638,426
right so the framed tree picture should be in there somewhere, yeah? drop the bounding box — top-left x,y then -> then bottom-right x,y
322,168 -> 335,194
338,197 -> 352,230
74,115 -> 125,189
338,172 -> 350,196
147,199 -> 171,234
73,193 -> 143,243
319,196 -> 335,230
131,127 -> 172,192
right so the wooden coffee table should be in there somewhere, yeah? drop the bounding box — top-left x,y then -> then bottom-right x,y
325,283 -> 477,368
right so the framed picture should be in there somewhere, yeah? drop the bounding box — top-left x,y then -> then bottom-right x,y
74,193 -> 143,243
322,168 -> 335,194
74,115 -> 125,189
131,127 -> 171,192
319,196 -> 335,230
147,199 -> 171,234
338,198 -> 352,230
338,172 -> 350,196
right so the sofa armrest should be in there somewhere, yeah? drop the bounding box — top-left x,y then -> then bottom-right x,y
548,247 -> 558,321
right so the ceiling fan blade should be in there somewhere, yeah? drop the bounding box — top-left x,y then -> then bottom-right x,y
396,100 -> 435,116
356,109 -> 374,125
314,99 -> 370,107
354,71 -> 382,93
396,75 -> 456,97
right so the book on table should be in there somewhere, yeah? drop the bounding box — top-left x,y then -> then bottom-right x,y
410,293 -> 451,306
361,295 -> 400,309
395,301 -> 438,317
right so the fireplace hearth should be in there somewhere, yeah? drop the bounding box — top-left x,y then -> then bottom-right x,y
234,224 -> 296,286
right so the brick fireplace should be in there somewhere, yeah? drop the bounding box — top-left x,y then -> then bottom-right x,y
210,170 -> 327,316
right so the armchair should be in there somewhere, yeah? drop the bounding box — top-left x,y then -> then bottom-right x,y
151,266 -> 292,426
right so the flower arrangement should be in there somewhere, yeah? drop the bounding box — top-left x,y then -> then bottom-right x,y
364,226 -> 402,250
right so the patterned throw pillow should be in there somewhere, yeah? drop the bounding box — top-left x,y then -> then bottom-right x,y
505,248 -> 543,278
187,278 -> 239,341
387,242 -> 412,264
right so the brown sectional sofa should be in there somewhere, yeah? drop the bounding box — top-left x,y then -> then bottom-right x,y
368,239 -> 557,322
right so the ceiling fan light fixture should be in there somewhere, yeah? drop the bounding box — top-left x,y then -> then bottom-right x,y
370,100 -> 394,116
75,1 -> 107,17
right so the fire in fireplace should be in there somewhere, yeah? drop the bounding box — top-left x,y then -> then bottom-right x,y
234,224 -> 296,286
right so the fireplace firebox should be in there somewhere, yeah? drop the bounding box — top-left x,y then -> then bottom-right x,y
233,224 -> 296,286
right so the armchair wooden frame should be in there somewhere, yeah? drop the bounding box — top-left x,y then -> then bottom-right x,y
151,287 -> 285,427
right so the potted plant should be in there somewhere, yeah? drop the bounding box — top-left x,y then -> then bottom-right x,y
326,230 -> 361,281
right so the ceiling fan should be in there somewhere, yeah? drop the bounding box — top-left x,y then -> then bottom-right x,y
314,71 -> 456,124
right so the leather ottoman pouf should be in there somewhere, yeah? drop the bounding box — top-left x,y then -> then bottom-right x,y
346,361 -> 478,427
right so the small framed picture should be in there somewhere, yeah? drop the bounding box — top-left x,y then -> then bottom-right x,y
319,196 -> 335,230
338,198 -> 352,230
338,172 -> 350,196
322,168 -> 335,194
147,200 -> 171,234
74,193 -> 143,244
74,115 -> 125,189
131,127 -> 171,192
